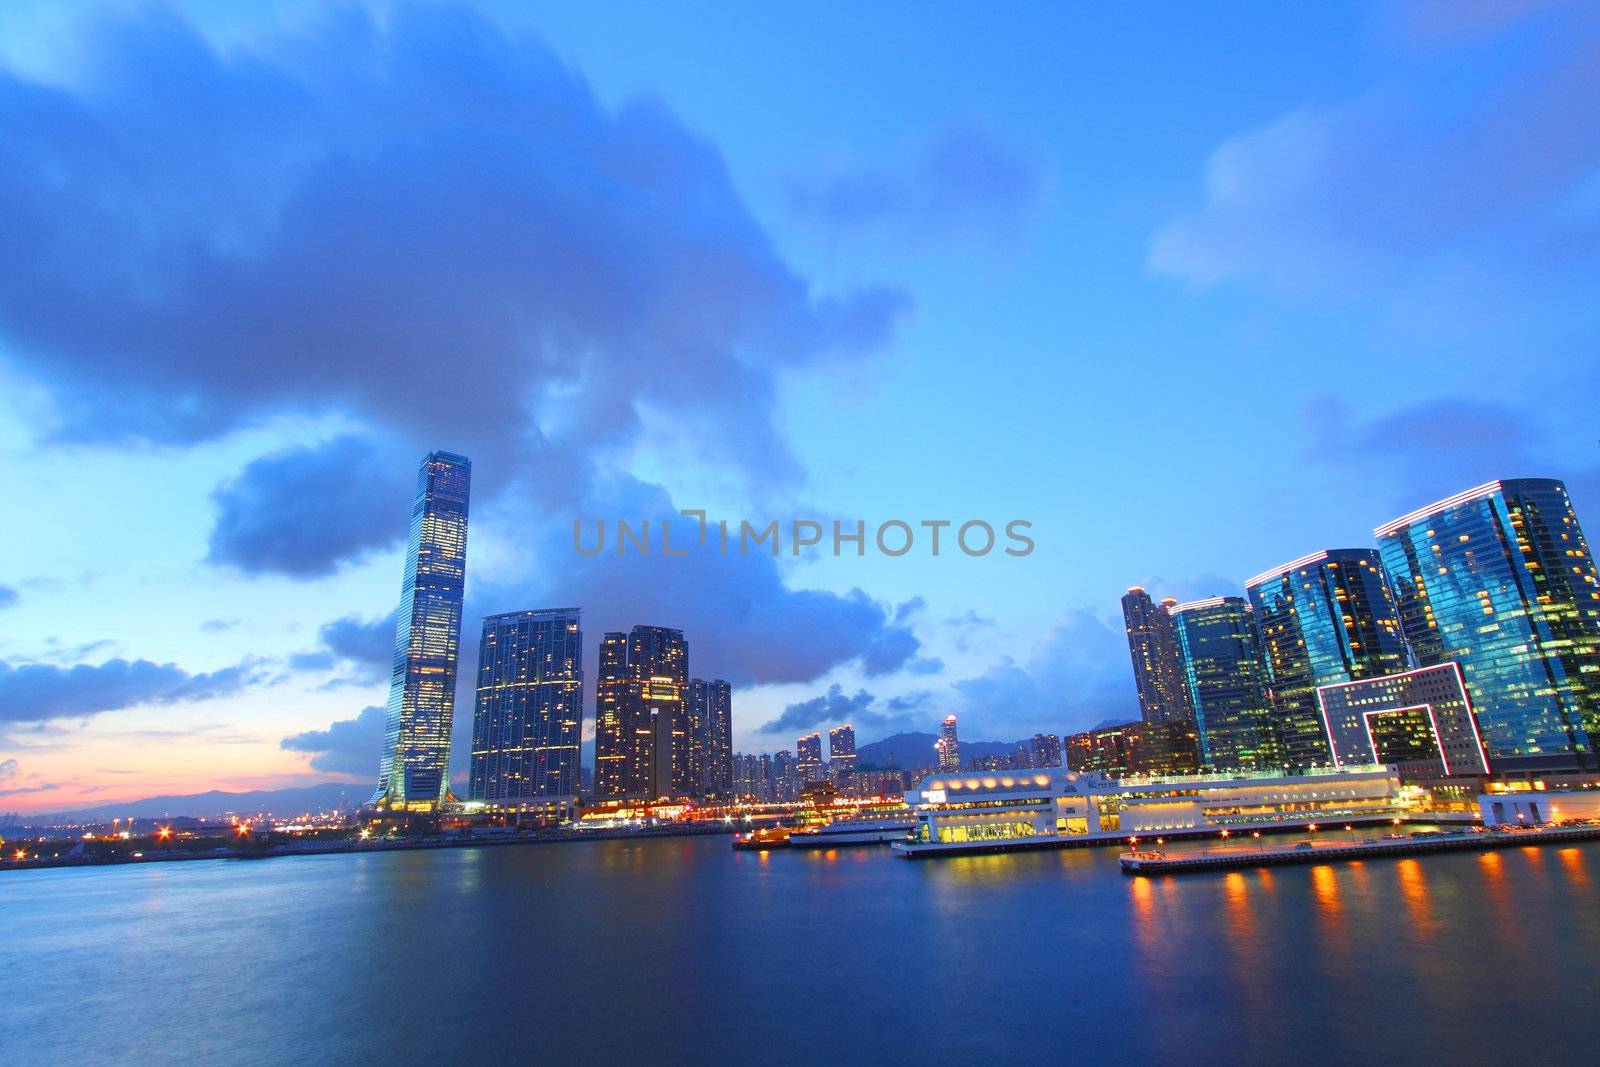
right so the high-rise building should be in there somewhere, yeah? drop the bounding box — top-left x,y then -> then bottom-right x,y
687,679 -> 733,800
937,715 -> 960,771
1030,732 -> 1062,768
468,608 -> 583,805
1169,596 -> 1276,772
1317,664 -> 1489,778
1122,587 -> 1195,724
796,732 -> 824,782
1375,479 -> 1600,772
593,625 -> 689,799
828,724 -> 857,781
771,750 -> 792,800
1245,549 -> 1410,770
1065,719 -> 1201,778
372,451 -> 471,811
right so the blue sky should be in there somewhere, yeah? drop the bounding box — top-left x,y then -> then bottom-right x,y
2,0 -> 1598,811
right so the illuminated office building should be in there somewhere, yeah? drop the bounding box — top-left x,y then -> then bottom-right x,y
1169,596 -> 1276,772
372,451 -> 471,811
828,724 -> 857,780
468,608 -> 582,805
1317,663 -> 1489,778
1245,549 -> 1409,770
688,678 -> 733,800
1375,479 -> 1600,772
1064,719 -> 1200,778
937,715 -> 961,771
1121,587 -> 1194,724
1030,732 -> 1062,768
594,625 -> 689,799
797,733 -> 824,782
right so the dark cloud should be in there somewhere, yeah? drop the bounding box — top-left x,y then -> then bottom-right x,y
951,609 -> 1138,738
290,611 -> 395,686
758,684 -> 931,737
477,476 -> 922,689
0,2 -> 907,508
0,657 -> 260,724
0,584 -> 17,609
280,705 -> 385,778
1304,395 -> 1600,518
788,123 -> 1044,248
207,435 -> 411,578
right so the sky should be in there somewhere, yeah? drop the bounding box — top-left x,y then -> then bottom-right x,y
3,0 -> 1599,814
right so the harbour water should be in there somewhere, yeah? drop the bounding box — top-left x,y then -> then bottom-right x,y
4,834 -> 1598,1064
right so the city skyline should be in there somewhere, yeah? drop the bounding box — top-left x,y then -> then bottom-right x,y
4,2 -> 1600,813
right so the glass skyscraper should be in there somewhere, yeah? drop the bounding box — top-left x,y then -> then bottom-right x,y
1245,549 -> 1409,770
372,450 -> 471,811
1169,596 -> 1276,772
1121,587 -> 1194,724
796,732 -> 824,781
687,678 -> 733,799
1375,478 -> 1600,772
468,608 -> 583,804
593,625 -> 688,799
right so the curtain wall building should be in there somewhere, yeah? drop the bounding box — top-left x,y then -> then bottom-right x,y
1121,587 -> 1195,724
594,625 -> 689,799
1245,549 -> 1409,771
372,451 -> 471,811
468,608 -> 583,805
688,678 -> 734,799
1169,596 -> 1276,772
1375,478 -> 1600,772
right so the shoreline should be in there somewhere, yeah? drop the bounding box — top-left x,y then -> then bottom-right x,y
1,822 -> 735,875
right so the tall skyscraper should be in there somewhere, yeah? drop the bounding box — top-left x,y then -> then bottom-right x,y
1121,587 -> 1194,724
1245,549 -> 1409,770
688,678 -> 733,799
372,451 -> 471,811
1030,732 -> 1062,768
937,715 -> 960,771
828,724 -> 857,780
1169,596 -> 1276,772
593,625 -> 689,799
1375,478 -> 1600,772
796,732 -> 824,781
468,608 -> 583,804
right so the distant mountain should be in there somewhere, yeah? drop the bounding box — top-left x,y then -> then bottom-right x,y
856,732 -> 1029,770
43,782 -> 361,822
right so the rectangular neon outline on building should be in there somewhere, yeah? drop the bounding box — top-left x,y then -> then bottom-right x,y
1315,662 -> 1488,777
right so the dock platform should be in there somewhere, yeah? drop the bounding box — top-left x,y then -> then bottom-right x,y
1119,824 -> 1600,875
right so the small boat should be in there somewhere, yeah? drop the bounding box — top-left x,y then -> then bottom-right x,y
786,817 -> 916,848
732,827 -> 792,850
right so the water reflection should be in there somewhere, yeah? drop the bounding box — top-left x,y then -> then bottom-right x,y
1395,859 -> 1436,937
1557,847 -> 1590,887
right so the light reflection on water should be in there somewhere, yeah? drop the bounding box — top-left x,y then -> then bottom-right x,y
2,837 -> 1598,1064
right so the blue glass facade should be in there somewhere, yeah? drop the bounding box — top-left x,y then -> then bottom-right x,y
373,451 -> 471,810
1375,479 -> 1600,772
468,608 -> 583,803
1170,596 -> 1276,772
1246,549 -> 1409,770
